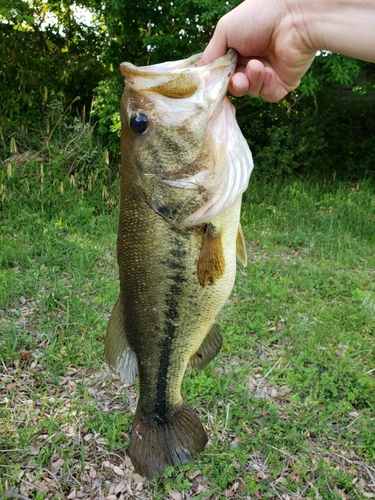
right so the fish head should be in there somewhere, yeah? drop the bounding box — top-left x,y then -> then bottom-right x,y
120,50 -> 253,227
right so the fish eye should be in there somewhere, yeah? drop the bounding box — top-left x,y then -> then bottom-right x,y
130,111 -> 149,135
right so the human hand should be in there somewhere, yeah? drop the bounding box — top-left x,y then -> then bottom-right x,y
200,0 -> 317,102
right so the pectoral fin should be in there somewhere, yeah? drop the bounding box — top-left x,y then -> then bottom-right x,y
236,224 -> 247,267
189,323 -> 223,370
197,224 -> 225,287
104,297 -> 137,386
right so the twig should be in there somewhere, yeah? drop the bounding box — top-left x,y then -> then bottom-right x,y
260,357 -> 282,380
287,92 -> 306,116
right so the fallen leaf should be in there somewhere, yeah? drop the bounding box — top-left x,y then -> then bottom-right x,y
131,473 -> 144,483
29,442 -> 40,455
51,458 -> 64,472
113,465 -> 124,476
113,481 -> 126,494
226,482 -> 239,497
186,469 -> 201,480
169,489 -> 182,500
289,471 -> 300,483
21,350 -> 32,361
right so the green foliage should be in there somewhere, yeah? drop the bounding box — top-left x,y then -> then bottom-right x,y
236,91 -> 375,180
299,52 -> 363,95
1,0 -> 375,175
0,0 -> 107,136
91,75 -> 124,153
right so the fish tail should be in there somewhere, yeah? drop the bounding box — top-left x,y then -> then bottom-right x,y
128,403 -> 208,479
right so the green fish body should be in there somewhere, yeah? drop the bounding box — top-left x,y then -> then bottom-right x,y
105,50 -> 253,478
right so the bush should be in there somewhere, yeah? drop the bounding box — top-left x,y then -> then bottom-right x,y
236,92 -> 375,181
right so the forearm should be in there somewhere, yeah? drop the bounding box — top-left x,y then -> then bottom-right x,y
292,0 -> 375,62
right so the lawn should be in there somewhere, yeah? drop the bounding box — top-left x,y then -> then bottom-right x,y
1,161 -> 374,499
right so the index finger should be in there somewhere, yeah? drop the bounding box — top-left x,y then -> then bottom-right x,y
199,26 -> 229,66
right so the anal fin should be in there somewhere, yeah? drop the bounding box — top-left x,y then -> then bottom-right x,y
104,297 -> 137,386
197,224 -> 225,287
236,223 -> 247,267
189,323 -> 222,370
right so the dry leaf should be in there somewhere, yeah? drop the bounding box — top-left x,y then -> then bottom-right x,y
131,473 -> 144,483
113,465 -> 124,476
333,485 -> 347,497
64,425 -> 75,438
29,442 -> 40,455
226,482 -> 239,497
21,350 -> 32,360
186,469 -> 201,480
289,471 -> 300,483
51,458 -> 64,472
135,482 -> 143,492
195,484 -> 205,495
169,489 -> 182,500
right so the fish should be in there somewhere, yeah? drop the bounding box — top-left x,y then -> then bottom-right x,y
104,49 -> 253,479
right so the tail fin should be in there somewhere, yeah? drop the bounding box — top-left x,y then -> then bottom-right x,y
128,403 -> 208,479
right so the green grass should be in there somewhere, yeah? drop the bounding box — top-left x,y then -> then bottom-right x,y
1,162 -> 375,499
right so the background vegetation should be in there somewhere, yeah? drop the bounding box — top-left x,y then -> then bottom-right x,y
1,1 -> 374,499
1,0 -> 375,175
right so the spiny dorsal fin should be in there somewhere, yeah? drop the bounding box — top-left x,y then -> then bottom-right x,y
189,323 -> 223,370
104,297 -> 137,386
197,224 -> 225,287
236,223 -> 247,267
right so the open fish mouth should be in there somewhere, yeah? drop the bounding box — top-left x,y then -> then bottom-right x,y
120,50 -> 253,228
120,50 -> 235,98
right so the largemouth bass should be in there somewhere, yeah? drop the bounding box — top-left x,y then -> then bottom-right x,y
105,49 -> 253,479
